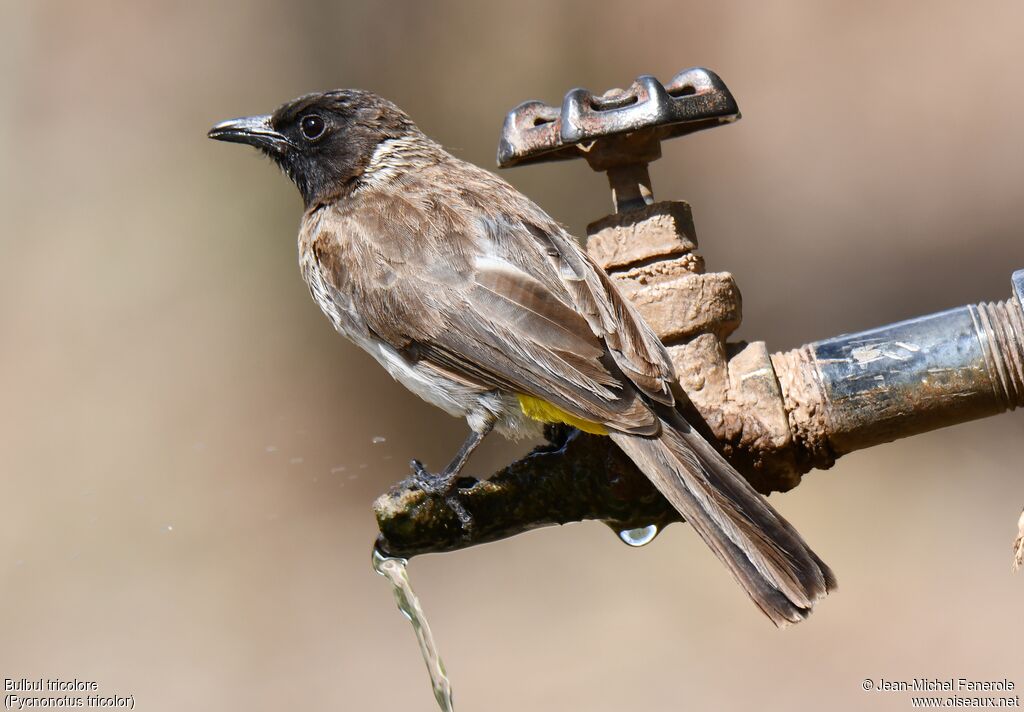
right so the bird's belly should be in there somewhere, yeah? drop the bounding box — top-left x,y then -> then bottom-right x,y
369,337 -> 542,439
372,341 -> 479,419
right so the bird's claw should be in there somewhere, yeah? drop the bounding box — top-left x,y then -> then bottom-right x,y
408,459 -> 474,532
409,459 -> 443,493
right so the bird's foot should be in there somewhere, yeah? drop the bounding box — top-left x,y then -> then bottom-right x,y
409,459 -> 474,531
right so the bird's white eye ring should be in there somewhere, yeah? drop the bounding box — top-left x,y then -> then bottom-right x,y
300,114 -> 326,140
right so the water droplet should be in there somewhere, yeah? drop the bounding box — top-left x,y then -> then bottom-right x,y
289,457 -> 304,465
372,436 -> 387,444
372,548 -> 454,711
265,445 -> 278,454
331,465 -> 346,473
165,524 -> 174,532
618,524 -> 659,547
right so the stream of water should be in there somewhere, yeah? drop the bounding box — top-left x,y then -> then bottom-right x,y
372,547 -> 455,711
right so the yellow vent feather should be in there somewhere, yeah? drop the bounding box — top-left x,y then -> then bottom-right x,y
517,394 -> 608,435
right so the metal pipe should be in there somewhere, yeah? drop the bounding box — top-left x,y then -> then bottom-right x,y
773,270 -> 1024,463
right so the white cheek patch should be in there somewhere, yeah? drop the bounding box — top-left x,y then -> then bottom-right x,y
361,136 -> 425,191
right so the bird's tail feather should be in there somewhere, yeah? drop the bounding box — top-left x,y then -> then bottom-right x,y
609,409 -> 836,626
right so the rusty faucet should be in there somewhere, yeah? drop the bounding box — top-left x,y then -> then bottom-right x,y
374,68 -> 1024,557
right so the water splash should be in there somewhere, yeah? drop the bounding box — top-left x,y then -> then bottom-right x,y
617,524 -> 660,547
372,548 -> 455,711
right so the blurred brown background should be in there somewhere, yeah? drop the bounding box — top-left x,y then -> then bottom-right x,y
2,1 -> 1022,710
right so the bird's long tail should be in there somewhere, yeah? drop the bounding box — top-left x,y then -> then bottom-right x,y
609,409 -> 836,626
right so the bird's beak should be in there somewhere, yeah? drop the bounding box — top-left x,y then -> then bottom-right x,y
207,115 -> 293,153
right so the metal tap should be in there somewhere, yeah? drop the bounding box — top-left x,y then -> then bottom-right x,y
374,69 -> 1024,557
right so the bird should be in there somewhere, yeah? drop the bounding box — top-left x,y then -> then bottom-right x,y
208,89 -> 836,626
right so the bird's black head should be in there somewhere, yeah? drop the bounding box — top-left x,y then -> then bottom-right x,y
208,90 -> 418,207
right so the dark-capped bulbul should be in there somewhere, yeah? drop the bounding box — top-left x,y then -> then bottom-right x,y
208,90 -> 836,625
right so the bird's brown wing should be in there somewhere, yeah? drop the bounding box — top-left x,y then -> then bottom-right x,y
510,216 -> 677,406
310,200 -> 660,433
445,159 -> 677,406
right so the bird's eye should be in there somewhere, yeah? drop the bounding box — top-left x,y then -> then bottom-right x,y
300,114 -> 326,140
